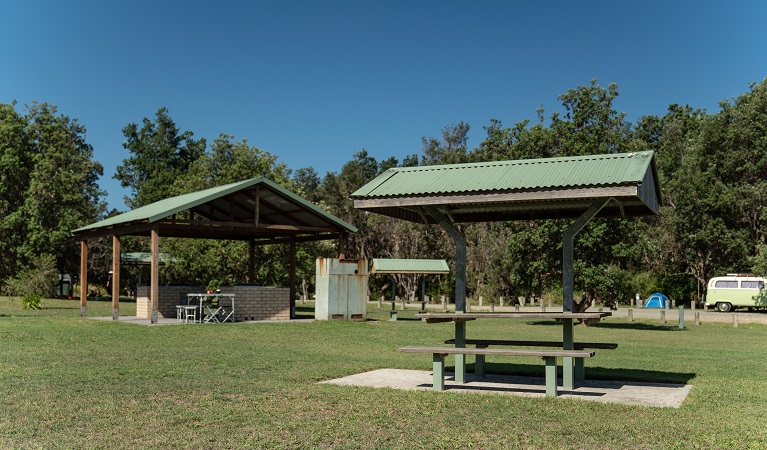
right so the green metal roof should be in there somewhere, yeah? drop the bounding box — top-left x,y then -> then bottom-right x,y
121,252 -> 174,264
352,151 -> 661,223
353,151 -> 656,198
371,258 -> 450,274
72,177 -> 357,239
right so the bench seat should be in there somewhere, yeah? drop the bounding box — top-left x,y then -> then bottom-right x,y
443,339 -> 616,383
398,346 -> 594,396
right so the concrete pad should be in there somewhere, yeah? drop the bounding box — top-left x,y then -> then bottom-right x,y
88,316 -> 314,325
323,369 -> 691,408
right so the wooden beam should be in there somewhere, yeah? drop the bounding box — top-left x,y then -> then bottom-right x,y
353,185 -> 638,209
112,236 -> 121,320
80,240 -> 88,317
150,226 -> 160,324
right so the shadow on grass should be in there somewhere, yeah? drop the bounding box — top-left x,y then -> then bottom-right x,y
528,320 -> 680,331
447,362 -> 695,384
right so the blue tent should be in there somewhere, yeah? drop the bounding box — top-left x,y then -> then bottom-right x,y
644,292 -> 668,308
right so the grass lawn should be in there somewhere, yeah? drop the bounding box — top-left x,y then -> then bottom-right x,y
2,298 -> 767,449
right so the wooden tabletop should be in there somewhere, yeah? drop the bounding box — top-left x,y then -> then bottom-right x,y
415,311 -> 611,323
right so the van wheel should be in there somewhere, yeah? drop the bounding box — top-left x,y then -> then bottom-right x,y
717,302 -> 732,313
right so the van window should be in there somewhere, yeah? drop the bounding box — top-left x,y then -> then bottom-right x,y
741,281 -> 765,289
715,280 -> 738,288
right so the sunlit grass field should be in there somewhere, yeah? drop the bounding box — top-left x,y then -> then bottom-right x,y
2,297 -> 766,449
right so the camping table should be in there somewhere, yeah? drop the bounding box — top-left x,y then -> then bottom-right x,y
414,311 -> 612,388
186,293 -> 236,323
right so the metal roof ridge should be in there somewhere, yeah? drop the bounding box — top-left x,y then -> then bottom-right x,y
387,151 -> 649,173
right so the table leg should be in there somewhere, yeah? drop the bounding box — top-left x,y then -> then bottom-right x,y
563,318 -> 574,389
454,321 -> 466,383
475,344 -> 487,378
545,356 -> 558,397
433,353 -> 445,390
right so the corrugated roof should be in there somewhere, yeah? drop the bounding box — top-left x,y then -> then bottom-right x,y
371,258 -> 450,274
352,151 -> 661,223
72,177 -> 357,237
352,151 -> 655,198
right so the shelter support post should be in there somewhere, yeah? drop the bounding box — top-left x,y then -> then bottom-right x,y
80,240 -> 88,317
150,226 -> 160,324
290,237 -> 296,318
561,199 -> 610,387
112,236 -> 120,320
424,206 -> 467,383
248,240 -> 255,283
337,232 -> 346,259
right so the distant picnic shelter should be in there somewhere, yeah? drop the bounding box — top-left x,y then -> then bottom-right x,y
370,258 -> 450,302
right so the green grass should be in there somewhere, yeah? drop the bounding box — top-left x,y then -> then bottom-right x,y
2,298 -> 767,449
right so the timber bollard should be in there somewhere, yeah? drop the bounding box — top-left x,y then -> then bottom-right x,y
660,310 -> 666,323
678,306 -> 685,329
441,295 -> 447,312
733,314 -> 739,327
490,303 -> 494,312
515,304 -> 520,312
378,296 -> 383,308
628,309 -> 633,322
695,311 -> 700,326
500,296 -> 505,307
479,296 -> 483,307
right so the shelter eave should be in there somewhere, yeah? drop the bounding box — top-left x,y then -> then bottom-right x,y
353,183 -> 658,224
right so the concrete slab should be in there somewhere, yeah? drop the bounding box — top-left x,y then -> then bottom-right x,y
323,369 -> 691,408
88,316 -> 314,325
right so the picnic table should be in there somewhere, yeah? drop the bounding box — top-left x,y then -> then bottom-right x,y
181,293 -> 236,323
411,311 -> 612,392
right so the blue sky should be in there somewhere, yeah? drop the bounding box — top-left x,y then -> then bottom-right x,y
2,1 -> 766,211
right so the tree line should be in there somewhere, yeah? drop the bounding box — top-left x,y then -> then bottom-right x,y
2,78 -> 767,306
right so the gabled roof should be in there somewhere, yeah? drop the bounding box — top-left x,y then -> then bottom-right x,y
352,151 -> 661,223
72,177 -> 356,241
371,258 -> 450,275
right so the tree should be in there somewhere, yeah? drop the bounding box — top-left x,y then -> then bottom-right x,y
0,102 -> 105,284
114,107 -> 206,208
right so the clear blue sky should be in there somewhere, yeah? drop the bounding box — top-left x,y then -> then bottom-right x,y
2,0 -> 766,211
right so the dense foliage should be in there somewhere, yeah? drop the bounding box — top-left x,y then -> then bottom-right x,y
2,77 -> 767,306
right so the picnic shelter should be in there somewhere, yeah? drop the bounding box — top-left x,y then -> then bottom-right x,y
71,177 -> 356,323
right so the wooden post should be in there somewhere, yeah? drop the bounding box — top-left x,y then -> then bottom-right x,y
289,238 -> 296,319
479,296 -> 483,307
733,314 -> 739,328
337,232 -> 346,259
423,205 -> 467,384
678,306 -> 685,329
378,295 -> 383,308
628,308 -> 634,322
80,240 -> 88,317
660,310 -> 666,323
500,296 -> 505,307
248,240 -> 256,283
563,201 -> 608,312
489,303 -> 494,313
150,226 -> 160,324
695,311 -> 701,325
112,236 -> 121,320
